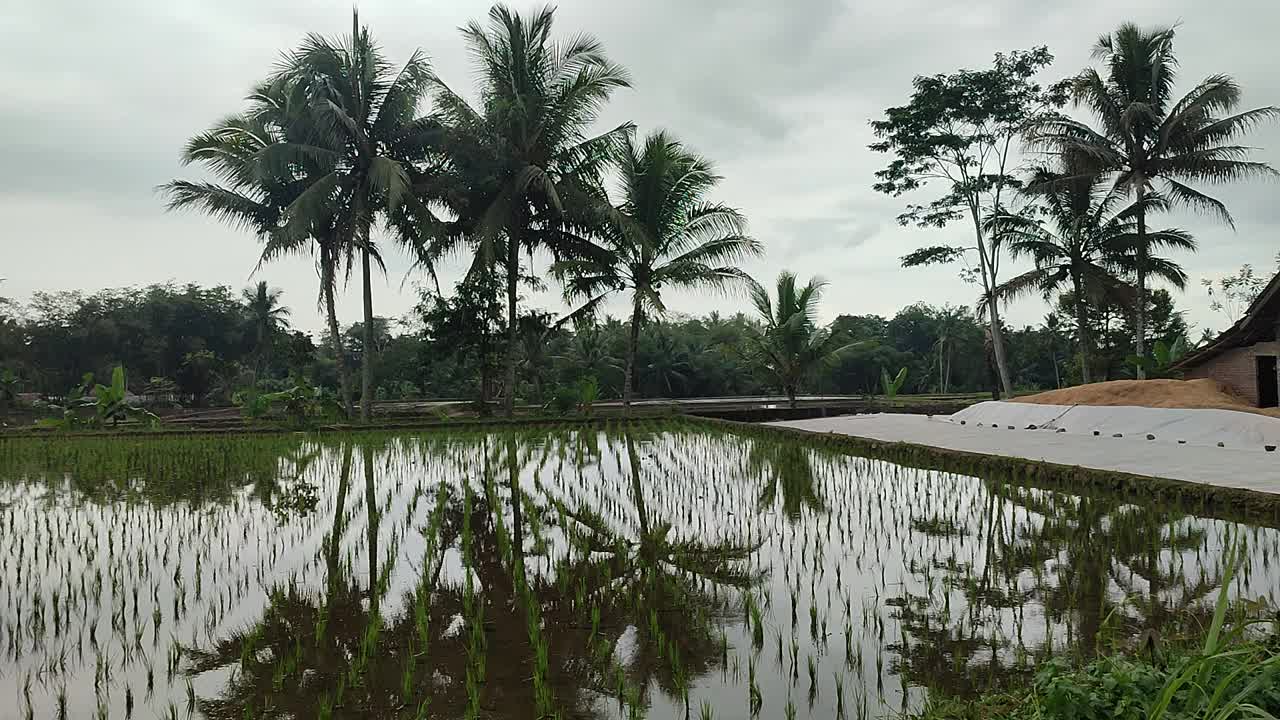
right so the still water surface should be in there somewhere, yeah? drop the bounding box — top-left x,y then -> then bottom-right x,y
1,423 -> 1276,719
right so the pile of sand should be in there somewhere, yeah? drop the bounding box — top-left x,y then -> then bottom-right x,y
1013,379 -> 1280,417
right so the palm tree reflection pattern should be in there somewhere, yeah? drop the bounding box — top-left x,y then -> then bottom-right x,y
888,478 -> 1229,698
747,440 -> 827,523
554,430 -> 765,709
188,444 -> 605,719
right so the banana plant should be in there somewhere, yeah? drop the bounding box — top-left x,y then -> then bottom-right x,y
259,378 -> 345,426
40,366 -> 161,429
1127,338 -> 1188,379
91,366 -> 162,427
881,366 -> 909,398
576,376 -> 600,417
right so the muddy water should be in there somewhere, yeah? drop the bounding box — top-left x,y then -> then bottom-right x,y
1,423 -> 1276,719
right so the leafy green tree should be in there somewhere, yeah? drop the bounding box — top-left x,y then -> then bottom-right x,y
1031,23 -> 1278,377
20,284 -> 247,394
417,273 -> 507,408
1201,255 -> 1280,323
747,272 -> 855,408
267,11 -> 439,419
430,4 -> 632,416
177,350 -> 222,406
0,368 -> 19,415
554,131 -> 760,411
990,167 -> 1193,383
1051,287 -> 1192,381
871,47 -> 1067,398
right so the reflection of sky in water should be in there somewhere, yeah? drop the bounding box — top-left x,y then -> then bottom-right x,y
1,425 -> 1276,719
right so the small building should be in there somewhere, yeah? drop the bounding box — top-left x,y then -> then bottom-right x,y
1174,271 -> 1280,408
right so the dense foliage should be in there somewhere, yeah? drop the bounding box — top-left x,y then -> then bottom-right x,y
0,280 -> 1196,408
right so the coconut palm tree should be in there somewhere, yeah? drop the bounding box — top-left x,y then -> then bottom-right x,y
266,11 -> 440,420
429,4 -> 632,416
554,324 -> 622,394
552,131 -> 760,412
747,272 -> 855,408
1030,23 -> 1278,377
990,168 -> 1195,383
241,281 -> 292,372
163,83 -> 356,417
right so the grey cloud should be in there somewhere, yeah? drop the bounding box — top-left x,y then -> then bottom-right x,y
4,0 -> 1280,338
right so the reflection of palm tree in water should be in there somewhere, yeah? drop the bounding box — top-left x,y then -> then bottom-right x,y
555,429 -> 765,707
747,439 -> 826,521
189,437 -> 605,719
891,479 -> 1221,698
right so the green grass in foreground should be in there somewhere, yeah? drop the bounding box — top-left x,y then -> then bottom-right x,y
915,541 -> 1280,720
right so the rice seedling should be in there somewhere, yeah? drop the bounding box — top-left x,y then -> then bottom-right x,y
0,422 -> 1275,718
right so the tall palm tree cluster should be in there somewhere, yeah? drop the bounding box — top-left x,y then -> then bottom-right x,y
166,12 -> 1278,413
165,5 -> 762,419
1010,24 -> 1277,380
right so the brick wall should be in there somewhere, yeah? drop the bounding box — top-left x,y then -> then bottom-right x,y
1183,340 -> 1280,406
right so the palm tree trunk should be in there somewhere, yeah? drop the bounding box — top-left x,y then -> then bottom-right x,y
360,246 -> 374,422
506,435 -> 524,582
1073,277 -> 1093,385
256,324 -> 267,377
623,297 -> 642,414
479,343 -> 493,416
326,441 -> 353,601
937,341 -> 944,393
363,442 -> 380,616
1134,186 -> 1149,381
478,269 -> 496,416
504,232 -> 520,418
624,432 -> 650,537
322,249 -> 354,419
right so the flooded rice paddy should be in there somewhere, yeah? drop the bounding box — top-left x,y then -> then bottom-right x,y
1,421 -> 1277,719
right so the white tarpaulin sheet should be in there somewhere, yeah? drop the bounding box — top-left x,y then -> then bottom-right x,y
948,401 -> 1280,451
774,414 -> 1280,490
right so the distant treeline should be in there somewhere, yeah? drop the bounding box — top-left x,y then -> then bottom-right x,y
0,281 -> 1193,406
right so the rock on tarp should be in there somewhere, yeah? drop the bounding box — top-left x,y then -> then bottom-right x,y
948,401 -> 1280,451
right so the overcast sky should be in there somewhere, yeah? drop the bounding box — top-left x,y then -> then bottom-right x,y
4,0 -> 1278,339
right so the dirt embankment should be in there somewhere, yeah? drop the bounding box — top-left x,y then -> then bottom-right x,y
1012,379 -> 1280,418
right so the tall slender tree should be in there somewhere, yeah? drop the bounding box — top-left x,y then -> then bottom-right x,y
990,168 -> 1194,383
429,4 -> 632,416
553,131 -> 760,412
1031,23 -> 1278,377
266,11 -> 440,419
871,47 -> 1068,398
